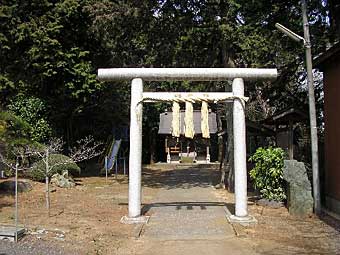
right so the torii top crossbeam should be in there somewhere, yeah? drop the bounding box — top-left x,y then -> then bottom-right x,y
97,68 -> 278,81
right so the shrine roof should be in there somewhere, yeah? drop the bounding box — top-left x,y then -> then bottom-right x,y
263,107 -> 308,125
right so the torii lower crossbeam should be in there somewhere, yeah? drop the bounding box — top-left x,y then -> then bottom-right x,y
142,92 -> 247,103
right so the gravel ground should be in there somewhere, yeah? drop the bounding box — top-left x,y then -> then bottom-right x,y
0,236 -> 73,255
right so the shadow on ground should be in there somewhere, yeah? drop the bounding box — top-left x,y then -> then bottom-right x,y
142,165 -> 220,190
0,193 -> 13,212
141,201 -> 235,215
320,213 -> 340,232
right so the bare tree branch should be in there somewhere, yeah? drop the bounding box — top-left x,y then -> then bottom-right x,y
1,136 -> 103,217
70,136 -> 103,163
0,146 -> 34,171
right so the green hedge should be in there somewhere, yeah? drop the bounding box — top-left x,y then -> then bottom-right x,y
30,154 -> 80,182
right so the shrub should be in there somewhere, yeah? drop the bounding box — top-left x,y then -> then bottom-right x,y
249,147 -> 286,202
8,95 -> 52,142
30,154 -> 80,182
0,111 -> 32,143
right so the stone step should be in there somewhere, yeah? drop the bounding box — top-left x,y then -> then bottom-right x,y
144,163 -> 220,171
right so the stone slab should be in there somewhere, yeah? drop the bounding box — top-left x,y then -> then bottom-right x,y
141,167 -> 235,241
138,239 -> 258,255
144,203 -> 235,240
120,215 -> 150,224
0,226 -> 25,241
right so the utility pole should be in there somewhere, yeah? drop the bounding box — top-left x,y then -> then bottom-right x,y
301,0 -> 321,215
275,0 -> 321,215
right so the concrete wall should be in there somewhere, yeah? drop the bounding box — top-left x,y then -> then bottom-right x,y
324,60 -> 340,214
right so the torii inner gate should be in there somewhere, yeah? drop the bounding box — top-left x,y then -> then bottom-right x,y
97,68 -> 277,223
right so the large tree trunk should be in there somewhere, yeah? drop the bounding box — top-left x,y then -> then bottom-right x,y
217,88 -> 234,191
217,110 -> 226,188
221,32 -> 236,192
149,129 -> 156,164
225,100 -> 234,192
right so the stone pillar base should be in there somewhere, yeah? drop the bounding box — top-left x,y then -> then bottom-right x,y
227,214 -> 257,225
120,215 -> 150,224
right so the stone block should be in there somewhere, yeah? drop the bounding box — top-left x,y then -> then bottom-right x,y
0,180 -> 32,194
51,171 -> 75,188
283,160 -> 313,216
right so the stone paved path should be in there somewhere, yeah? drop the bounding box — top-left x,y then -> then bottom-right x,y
138,165 -> 257,255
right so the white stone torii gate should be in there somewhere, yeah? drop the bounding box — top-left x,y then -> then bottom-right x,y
97,68 -> 277,223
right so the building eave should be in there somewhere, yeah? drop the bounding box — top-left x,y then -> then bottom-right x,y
314,41 -> 340,71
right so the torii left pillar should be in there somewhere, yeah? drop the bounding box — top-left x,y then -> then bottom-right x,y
122,78 -> 149,223
228,78 -> 255,223
129,78 -> 143,218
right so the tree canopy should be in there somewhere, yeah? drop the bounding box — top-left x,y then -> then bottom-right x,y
0,0 -> 335,155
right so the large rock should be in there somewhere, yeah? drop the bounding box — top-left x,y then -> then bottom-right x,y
50,171 -> 75,188
0,179 -> 32,194
283,160 -> 313,216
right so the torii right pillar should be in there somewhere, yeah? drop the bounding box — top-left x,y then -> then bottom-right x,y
230,78 -> 255,223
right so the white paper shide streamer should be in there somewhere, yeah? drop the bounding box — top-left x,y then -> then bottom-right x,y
171,102 -> 180,137
184,101 -> 195,139
201,101 -> 210,138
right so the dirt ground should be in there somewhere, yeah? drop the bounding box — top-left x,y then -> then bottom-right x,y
0,175 -> 157,254
1,168 -> 340,255
214,189 -> 340,254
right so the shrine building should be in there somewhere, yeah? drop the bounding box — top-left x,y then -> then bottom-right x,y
158,109 -> 218,163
